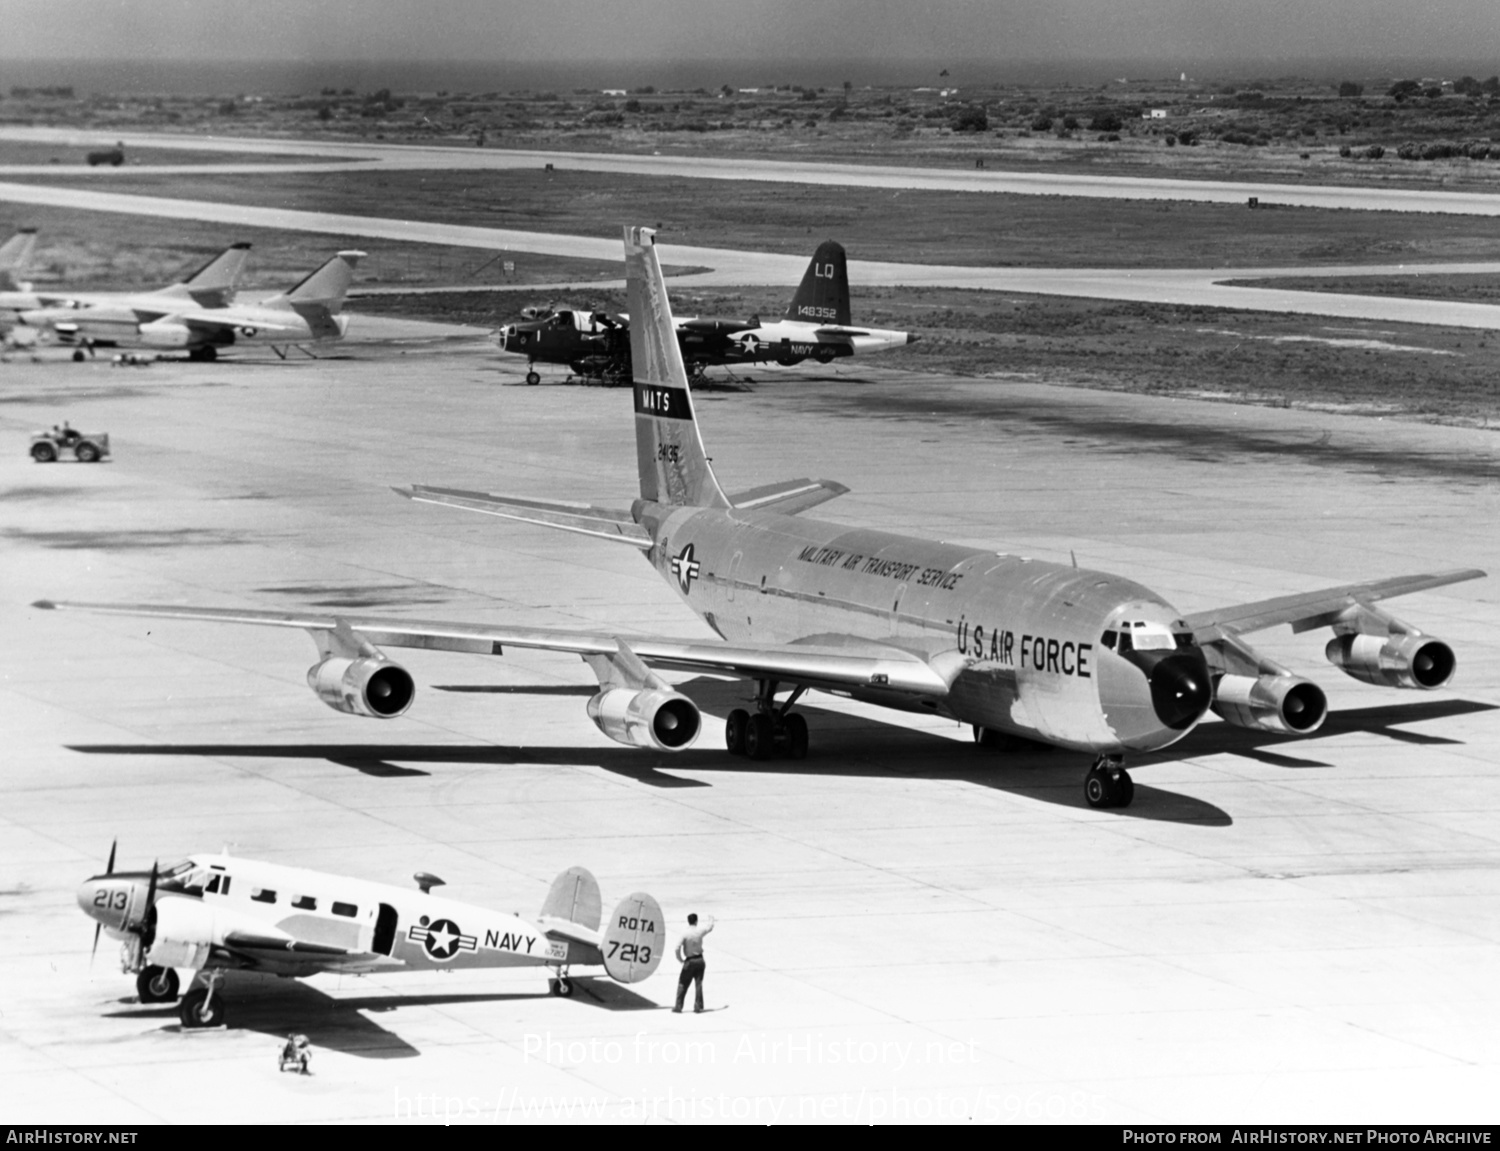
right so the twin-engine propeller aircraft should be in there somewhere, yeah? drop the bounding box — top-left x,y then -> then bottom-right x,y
17,249 -> 363,362
38,227 -> 1484,809
496,239 -> 915,385
78,844 -> 664,1028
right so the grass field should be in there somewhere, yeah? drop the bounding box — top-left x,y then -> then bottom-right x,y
12,165 -> 1500,270
1221,273 -> 1500,303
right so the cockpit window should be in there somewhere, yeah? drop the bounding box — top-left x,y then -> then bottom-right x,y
1175,633 -> 1196,650
1100,630 -> 1118,651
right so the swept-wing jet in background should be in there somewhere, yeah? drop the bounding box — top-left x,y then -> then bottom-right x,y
495,239 -> 915,385
78,846 -> 663,1028
5,242 -> 250,360
39,227 -> 1484,810
19,249 -> 362,361
0,227 -> 38,292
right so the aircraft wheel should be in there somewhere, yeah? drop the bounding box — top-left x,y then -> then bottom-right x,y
30,442 -> 57,463
1115,770 -> 1135,808
72,349 -> 86,363
1084,766 -> 1113,809
724,709 -> 749,755
555,977 -> 574,998
785,713 -> 809,760
137,966 -> 180,1003
75,442 -> 100,463
744,714 -> 774,761
526,370 -> 541,386
178,988 -> 225,1029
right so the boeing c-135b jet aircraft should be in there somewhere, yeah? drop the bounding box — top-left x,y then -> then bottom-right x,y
78,846 -> 664,1028
38,228 -> 1485,810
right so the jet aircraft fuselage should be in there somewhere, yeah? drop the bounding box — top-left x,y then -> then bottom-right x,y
643,506 -> 1203,753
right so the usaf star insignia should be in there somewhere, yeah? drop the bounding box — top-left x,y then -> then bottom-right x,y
670,543 -> 701,594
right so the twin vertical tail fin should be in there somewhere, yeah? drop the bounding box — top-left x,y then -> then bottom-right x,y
539,867 -> 602,930
0,228 -> 38,291
624,226 -> 730,509
784,239 -> 850,327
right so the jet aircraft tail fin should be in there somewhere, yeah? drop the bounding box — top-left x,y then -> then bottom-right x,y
539,866 -> 603,931
624,226 -> 730,509
173,242 -> 252,306
784,240 -> 850,327
265,250 -> 364,313
0,228 -> 38,290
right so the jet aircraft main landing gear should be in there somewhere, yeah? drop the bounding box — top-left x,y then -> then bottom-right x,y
1084,755 -> 1134,810
725,681 -> 809,761
179,969 -> 227,1028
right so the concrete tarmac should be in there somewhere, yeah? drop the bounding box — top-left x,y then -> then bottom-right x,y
2,337 -> 1497,1124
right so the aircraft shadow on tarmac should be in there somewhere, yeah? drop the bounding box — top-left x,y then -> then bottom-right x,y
67,677 -> 1237,824
102,974 -> 657,1059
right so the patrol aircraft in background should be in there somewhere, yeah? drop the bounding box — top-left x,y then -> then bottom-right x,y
4,241 -> 251,361
78,845 -> 663,1028
39,228 -> 1485,810
19,249 -> 363,363
496,239 -> 915,385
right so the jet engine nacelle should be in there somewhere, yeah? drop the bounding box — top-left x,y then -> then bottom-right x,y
1325,633 -> 1456,690
146,896 -> 217,970
137,320 -> 193,349
1212,673 -> 1328,735
586,687 -> 700,751
307,656 -> 415,718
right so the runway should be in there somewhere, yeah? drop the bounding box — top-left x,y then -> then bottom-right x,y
6,126 -> 1500,216
6,177 -> 1500,331
2,340 -> 1497,1123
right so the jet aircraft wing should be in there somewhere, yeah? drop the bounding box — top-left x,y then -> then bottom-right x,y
170,310 -> 308,336
1186,569 -> 1486,640
35,600 -> 955,697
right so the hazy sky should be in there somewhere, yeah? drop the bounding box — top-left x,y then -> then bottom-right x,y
4,0 -> 1499,64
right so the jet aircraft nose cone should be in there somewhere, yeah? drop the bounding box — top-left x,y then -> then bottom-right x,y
1148,652 -> 1213,731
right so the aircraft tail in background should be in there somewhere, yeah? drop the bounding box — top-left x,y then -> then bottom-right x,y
783,239 -> 850,327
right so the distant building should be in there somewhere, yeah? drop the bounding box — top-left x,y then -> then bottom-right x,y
738,88 -> 760,94
1143,108 -> 1167,119
602,89 -> 626,96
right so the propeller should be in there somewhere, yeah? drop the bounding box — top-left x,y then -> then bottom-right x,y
90,839 -> 118,962
142,860 -> 159,949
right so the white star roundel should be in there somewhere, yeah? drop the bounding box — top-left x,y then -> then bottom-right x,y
670,543 -> 701,594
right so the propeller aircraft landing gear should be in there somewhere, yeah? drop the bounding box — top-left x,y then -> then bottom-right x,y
179,970 -> 227,1028
548,967 -> 574,997
1084,755 -> 1134,810
136,965 -> 180,1003
725,681 -> 809,761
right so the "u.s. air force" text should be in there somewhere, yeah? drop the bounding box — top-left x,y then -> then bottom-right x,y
958,617 -> 1093,678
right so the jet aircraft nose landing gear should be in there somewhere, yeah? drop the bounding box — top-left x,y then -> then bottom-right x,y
1084,755 -> 1134,809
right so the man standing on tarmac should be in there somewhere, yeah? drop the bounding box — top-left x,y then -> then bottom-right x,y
673,912 -> 715,1013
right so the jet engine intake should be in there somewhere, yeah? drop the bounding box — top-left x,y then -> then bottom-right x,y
587,687 -> 700,751
307,656 -> 415,718
1325,633 -> 1456,690
137,320 -> 193,349
1212,673 -> 1328,735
